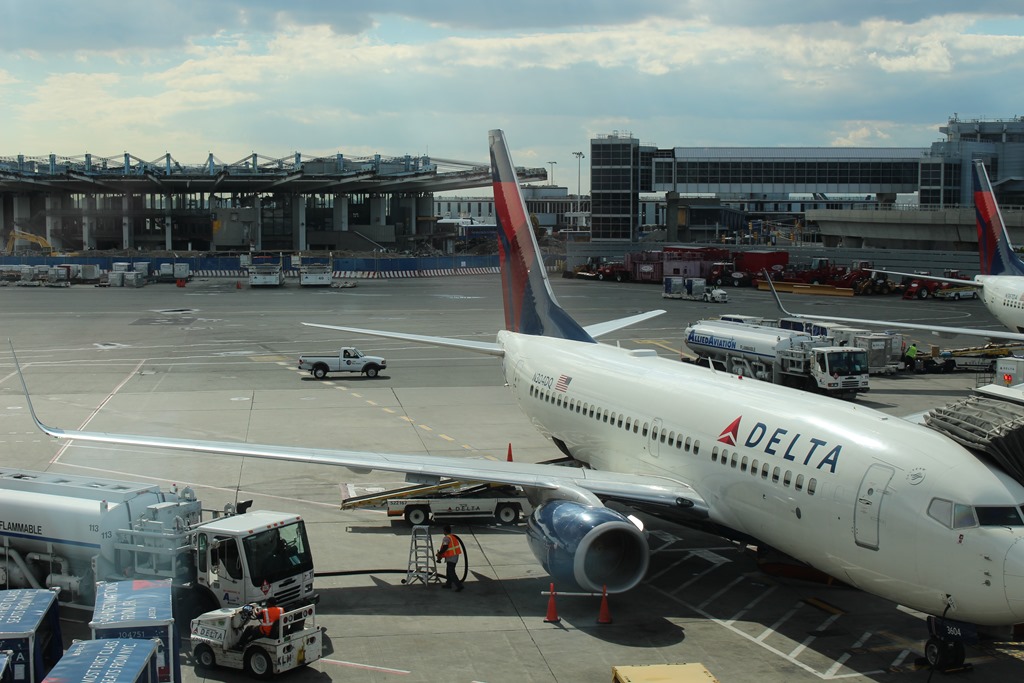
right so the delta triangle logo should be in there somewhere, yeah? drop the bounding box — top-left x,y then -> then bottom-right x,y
718,416 -> 741,445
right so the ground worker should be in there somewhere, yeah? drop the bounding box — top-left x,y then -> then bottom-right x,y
258,598 -> 283,638
905,342 -> 919,372
436,525 -> 464,592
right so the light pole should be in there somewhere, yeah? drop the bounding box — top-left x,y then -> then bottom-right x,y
547,161 -> 557,186
572,151 -> 584,228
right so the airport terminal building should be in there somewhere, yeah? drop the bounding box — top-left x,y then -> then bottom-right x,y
0,150 -> 545,253
590,116 -> 1024,248
2,116 -> 1022,254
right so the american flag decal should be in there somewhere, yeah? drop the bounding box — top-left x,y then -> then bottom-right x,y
555,374 -> 572,392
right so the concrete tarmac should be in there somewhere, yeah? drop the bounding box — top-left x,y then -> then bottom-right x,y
1,274 -> 1023,682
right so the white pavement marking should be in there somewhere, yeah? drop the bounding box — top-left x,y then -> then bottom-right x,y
51,358 -> 145,465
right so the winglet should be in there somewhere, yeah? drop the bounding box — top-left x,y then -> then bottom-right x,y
763,269 -> 797,317
9,341 -> 63,439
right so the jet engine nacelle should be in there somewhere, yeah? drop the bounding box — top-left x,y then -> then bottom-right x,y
525,499 -> 649,593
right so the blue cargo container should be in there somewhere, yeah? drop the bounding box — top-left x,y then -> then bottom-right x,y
41,639 -> 158,683
0,590 -> 63,682
89,580 -> 180,683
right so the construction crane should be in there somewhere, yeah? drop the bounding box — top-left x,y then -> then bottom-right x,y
3,230 -> 55,255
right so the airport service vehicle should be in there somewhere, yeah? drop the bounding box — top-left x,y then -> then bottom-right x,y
297,256 -> 332,286
572,257 -> 631,282
0,468 -> 316,612
44,638 -> 159,683
248,263 -> 285,287
246,254 -> 286,287
661,277 -> 728,303
190,602 -> 323,679
682,319 -> 870,399
387,485 -> 533,525
933,282 -> 981,300
707,251 -> 787,288
298,347 -> 386,379
0,589 -> 63,682
90,580 -> 180,683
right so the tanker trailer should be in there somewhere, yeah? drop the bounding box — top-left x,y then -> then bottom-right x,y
682,319 -> 869,399
0,468 -> 316,612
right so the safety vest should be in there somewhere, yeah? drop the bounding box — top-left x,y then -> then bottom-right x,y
259,606 -> 283,636
440,534 -> 463,559
907,345 -> 918,359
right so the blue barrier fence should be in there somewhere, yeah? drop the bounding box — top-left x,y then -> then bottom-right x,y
0,254 -> 511,274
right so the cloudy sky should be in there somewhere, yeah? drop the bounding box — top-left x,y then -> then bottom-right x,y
1,1 -> 1022,193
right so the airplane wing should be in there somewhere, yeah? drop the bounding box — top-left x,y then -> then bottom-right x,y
874,269 -> 979,287
764,272 -> 1024,342
583,310 -> 665,338
302,323 -> 504,356
12,346 -> 706,517
303,310 -> 666,350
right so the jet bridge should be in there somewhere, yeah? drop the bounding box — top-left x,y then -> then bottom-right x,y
924,387 -> 1024,487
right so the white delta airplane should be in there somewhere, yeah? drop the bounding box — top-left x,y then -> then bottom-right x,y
16,132 -> 1024,670
775,159 -> 1024,343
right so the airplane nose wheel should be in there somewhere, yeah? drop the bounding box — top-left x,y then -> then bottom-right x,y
924,636 -> 966,672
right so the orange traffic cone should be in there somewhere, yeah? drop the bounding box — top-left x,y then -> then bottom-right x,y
506,443 -> 513,462
236,280 -> 242,289
544,583 -> 560,624
597,585 -> 612,624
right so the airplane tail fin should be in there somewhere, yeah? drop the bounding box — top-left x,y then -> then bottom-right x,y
490,130 -> 595,342
974,160 -> 1024,276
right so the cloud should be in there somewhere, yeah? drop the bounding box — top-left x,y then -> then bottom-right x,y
2,4 -> 1023,167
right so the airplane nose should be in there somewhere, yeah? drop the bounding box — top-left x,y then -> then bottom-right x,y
1005,538 -> 1024,621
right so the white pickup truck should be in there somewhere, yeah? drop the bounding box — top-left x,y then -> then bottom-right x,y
298,347 -> 387,379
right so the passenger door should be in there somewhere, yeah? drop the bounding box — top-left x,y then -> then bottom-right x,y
854,464 -> 895,550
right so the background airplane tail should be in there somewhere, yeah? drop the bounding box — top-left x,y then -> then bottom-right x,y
490,130 -> 595,342
974,160 -> 1024,276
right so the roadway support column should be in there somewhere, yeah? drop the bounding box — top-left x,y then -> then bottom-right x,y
83,195 -> 97,250
12,195 -> 32,231
122,194 -> 133,249
45,195 -> 59,247
164,206 -> 172,250
253,196 -> 262,250
295,196 -> 307,250
415,194 -> 433,240
369,194 -> 387,227
334,195 -> 349,232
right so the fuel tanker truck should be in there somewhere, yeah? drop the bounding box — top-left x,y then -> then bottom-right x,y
682,319 -> 870,399
0,468 -> 316,613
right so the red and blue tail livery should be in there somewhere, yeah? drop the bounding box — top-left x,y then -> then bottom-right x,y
974,160 -> 1024,277
490,130 -> 595,342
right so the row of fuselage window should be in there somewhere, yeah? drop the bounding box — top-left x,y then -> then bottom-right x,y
530,384 -> 817,496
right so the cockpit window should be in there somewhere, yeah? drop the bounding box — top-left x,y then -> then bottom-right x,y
976,506 -> 1024,527
928,498 -> 953,527
953,503 -> 976,529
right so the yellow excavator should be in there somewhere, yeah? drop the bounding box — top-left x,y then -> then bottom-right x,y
3,230 -> 55,255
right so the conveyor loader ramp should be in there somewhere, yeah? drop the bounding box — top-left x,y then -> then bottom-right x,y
924,394 -> 1024,487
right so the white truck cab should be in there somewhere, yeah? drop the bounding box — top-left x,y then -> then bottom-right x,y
298,347 -> 387,379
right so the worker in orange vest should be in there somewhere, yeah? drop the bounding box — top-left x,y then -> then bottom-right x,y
435,525 -> 464,592
258,598 -> 283,638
